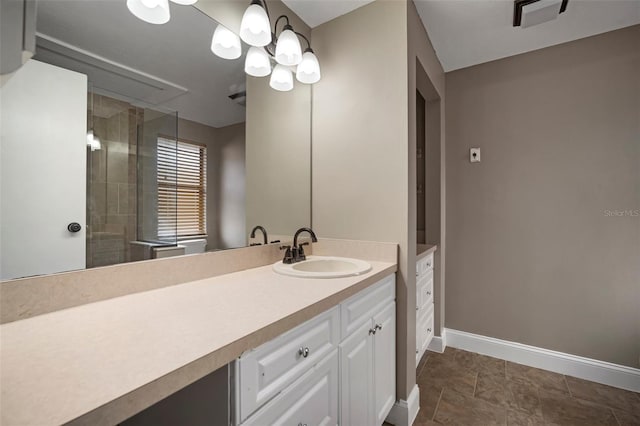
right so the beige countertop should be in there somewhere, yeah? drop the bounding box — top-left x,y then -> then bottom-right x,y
0,260 -> 396,426
417,244 -> 437,259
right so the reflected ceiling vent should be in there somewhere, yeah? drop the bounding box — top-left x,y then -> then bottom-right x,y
228,83 -> 246,107
514,0 -> 568,28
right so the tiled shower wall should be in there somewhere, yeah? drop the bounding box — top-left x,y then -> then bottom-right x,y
86,94 -> 142,268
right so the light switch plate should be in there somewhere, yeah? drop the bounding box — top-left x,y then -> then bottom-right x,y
470,148 -> 481,163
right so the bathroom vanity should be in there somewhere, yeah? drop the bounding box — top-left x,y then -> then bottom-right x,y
0,245 -> 397,425
233,274 -> 395,425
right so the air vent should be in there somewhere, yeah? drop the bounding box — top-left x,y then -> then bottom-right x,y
514,0 -> 568,28
228,90 -> 246,107
34,33 -> 188,105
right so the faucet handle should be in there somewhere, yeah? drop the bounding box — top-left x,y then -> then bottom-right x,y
280,245 -> 294,264
297,243 -> 308,262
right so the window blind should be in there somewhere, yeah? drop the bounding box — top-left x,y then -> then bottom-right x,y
157,137 -> 207,238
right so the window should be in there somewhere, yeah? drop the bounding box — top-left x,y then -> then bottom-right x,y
157,137 -> 207,238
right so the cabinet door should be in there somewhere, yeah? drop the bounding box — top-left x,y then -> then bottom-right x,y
373,302 -> 396,425
243,350 -> 339,426
237,307 -> 339,422
339,321 -> 374,426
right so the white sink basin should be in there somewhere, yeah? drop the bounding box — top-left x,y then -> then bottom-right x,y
273,256 -> 372,279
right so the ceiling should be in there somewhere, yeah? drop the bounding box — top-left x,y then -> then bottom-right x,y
282,0 -> 640,72
35,1 -> 246,128
414,0 -> 640,71
282,0 -> 376,27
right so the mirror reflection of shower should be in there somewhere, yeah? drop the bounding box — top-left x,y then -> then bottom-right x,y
86,91 -> 180,268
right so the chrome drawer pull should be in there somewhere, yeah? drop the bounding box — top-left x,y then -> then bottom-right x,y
298,347 -> 310,358
298,423 -> 307,426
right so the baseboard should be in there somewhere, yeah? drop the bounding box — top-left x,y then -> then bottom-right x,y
385,384 -> 420,426
445,328 -> 640,392
427,335 -> 447,353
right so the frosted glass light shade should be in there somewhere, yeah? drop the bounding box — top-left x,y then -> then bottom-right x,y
211,24 -> 241,60
127,0 -> 170,24
270,64 -> 293,91
296,50 -> 321,84
240,3 -> 272,47
170,0 -> 197,4
275,28 -> 302,66
245,46 -> 271,77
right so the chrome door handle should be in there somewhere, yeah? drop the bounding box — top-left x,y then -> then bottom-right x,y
298,347 -> 310,358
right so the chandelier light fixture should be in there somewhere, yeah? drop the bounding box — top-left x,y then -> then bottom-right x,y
212,0 -> 321,92
126,0 -> 197,25
245,46 -> 272,77
211,24 -> 242,60
240,0 -> 272,47
126,0 -> 321,91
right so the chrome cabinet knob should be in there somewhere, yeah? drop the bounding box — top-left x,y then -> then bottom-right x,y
427,328 -> 432,332
375,324 -> 383,331
298,423 -> 307,426
369,328 -> 376,335
426,291 -> 431,296
298,347 -> 310,358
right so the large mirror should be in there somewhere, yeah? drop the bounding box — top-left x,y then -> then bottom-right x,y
0,1 -> 311,280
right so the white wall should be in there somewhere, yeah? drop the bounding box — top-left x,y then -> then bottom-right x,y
1,59 -> 87,279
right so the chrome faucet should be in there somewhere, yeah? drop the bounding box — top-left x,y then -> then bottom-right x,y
250,225 -> 268,245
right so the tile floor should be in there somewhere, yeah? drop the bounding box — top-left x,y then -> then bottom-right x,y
412,348 -> 640,425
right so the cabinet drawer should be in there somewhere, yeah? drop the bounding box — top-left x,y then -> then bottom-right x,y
416,304 -> 434,354
416,252 -> 434,276
243,349 -> 339,426
236,307 -> 339,423
423,307 -> 435,351
340,274 -> 395,339
416,270 -> 434,310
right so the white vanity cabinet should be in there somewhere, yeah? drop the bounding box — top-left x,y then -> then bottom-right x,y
234,307 -> 340,423
340,275 -> 396,426
416,252 -> 435,364
242,349 -> 339,426
234,273 -> 396,426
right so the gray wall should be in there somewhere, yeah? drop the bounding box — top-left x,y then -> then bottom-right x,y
177,118 -> 246,250
244,0 -> 312,240
445,25 -> 640,368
